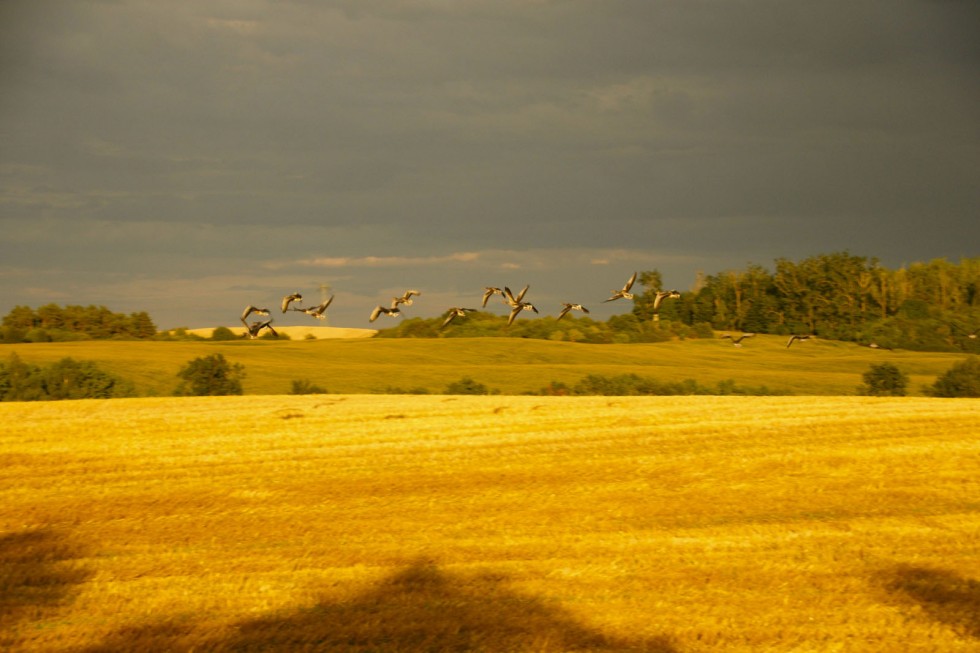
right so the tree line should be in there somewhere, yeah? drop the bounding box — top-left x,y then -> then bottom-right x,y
0,304 -> 157,342
640,253 -> 979,351
3,253 -> 978,351
381,253 -> 979,352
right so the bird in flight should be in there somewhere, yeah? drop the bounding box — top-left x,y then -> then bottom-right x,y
507,301 -> 538,326
281,293 -> 303,313
392,290 -> 421,307
241,305 -> 271,322
652,290 -> 681,312
557,303 -> 589,321
369,304 -> 401,322
722,333 -> 755,347
482,287 -> 504,308
295,296 -> 334,320
243,318 -> 278,339
786,334 -> 815,348
502,285 -> 530,308
441,307 -> 478,329
604,272 -> 638,302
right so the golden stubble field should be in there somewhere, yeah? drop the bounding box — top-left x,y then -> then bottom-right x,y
2,395 -> 978,652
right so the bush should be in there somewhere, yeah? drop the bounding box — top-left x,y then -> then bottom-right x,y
858,363 -> 908,396
444,376 -> 495,395
290,379 -> 327,394
211,326 -> 237,341
0,353 -> 135,401
174,354 -> 245,396
927,357 -> 980,397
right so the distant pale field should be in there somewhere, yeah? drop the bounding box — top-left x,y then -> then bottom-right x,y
186,325 -> 378,340
2,395 -> 978,652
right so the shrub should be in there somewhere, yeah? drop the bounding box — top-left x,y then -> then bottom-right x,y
210,326 -> 237,341
858,363 -> 908,396
927,357 -> 980,398
0,353 -> 135,401
174,354 -> 245,396
444,376 -> 495,395
290,379 -> 327,395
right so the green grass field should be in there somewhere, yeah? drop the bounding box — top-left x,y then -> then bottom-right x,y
1,334 -> 970,396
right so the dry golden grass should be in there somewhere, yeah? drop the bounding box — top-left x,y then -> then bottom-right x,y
1,396 -> 978,652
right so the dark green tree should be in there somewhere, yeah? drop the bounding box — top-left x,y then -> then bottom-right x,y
41,358 -> 135,399
290,379 -> 327,394
210,326 -> 237,341
444,376 -> 493,395
858,363 -> 908,396
174,354 -> 245,396
927,357 -> 980,398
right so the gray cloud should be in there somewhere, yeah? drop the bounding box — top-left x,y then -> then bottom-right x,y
1,0 -> 977,329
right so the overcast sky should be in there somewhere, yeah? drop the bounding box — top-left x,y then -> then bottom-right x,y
1,0 -> 977,330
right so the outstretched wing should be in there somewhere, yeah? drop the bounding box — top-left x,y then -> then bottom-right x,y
369,306 -> 383,322
515,284 -> 529,303
623,271 -> 637,292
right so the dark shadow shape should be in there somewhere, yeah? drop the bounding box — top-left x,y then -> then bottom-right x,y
881,564 -> 980,639
0,527 -> 92,643
83,559 -> 678,652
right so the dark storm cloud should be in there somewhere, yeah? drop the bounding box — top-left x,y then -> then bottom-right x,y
1,0 -> 977,329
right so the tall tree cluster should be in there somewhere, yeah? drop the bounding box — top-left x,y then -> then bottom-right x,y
635,253 -> 980,351
1,304 -> 157,342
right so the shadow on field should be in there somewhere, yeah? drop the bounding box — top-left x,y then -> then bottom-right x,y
0,527 -> 92,640
82,558 -> 678,652
880,564 -> 980,638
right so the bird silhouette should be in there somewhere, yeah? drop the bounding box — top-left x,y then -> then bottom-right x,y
652,290 -> 681,311
440,307 -> 478,329
786,334 -> 815,348
507,302 -> 538,326
295,296 -> 334,320
243,318 -> 278,339
604,272 -> 638,302
392,290 -> 421,307
722,333 -> 755,347
557,303 -> 590,320
481,287 -> 504,308
369,305 -> 401,322
281,293 -> 303,313
241,305 -> 271,322
502,285 -> 530,308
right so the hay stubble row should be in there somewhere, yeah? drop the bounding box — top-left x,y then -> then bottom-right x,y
2,395 -> 978,651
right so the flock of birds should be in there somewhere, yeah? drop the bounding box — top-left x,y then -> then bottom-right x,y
237,271 -> 980,347
237,272 -> 684,338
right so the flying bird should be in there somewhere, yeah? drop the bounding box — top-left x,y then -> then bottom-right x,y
243,319 -> 278,340
786,334 -> 815,348
722,333 -> 755,347
482,287 -> 504,308
865,342 -> 893,351
295,296 -> 334,320
604,272 -> 638,302
241,305 -> 271,322
652,290 -> 681,312
502,285 -> 530,308
281,293 -> 303,313
441,307 -> 478,329
507,301 -> 538,326
392,290 -> 421,306
369,305 -> 401,322
557,303 -> 590,321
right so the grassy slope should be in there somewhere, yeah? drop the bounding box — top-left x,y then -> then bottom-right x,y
1,395 -> 978,652
1,334 -> 971,396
